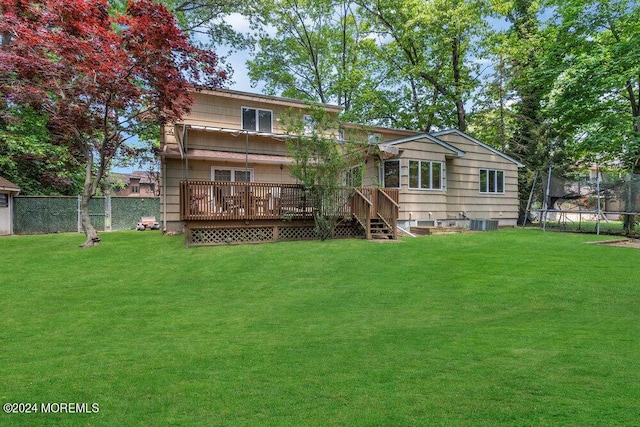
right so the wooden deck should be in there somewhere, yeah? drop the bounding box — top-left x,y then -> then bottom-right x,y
180,180 -> 399,245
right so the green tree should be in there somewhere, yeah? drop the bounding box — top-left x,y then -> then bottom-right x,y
542,0 -> 640,232
357,0 -> 490,132
543,0 -> 640,170
247,0 -> 390,122
0,107 -> 83,195
477,0 -> 558,222
1,0 -> 226,247
282,107 -> 365,241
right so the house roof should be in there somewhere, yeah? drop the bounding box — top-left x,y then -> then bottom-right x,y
380,133 -> 466,158
110,172 -> 157,185
192,87 -> 344,114
432,129 -> 525,168
0,176 -> 20,193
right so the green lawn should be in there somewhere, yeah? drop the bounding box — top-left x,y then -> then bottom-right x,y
1,230 -> 639,426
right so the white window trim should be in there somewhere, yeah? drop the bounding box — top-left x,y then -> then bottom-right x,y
479,168 -> 505,194
408,160 -> 444,191
241,106 -> 273,133
211,166 -> 255,182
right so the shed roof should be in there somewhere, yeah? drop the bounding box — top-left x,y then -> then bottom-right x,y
0,176 -> 20,192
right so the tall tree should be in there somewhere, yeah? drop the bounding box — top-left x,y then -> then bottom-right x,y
542,0 -> 640,232
0,0 -> 226,247
480,0 -> 557,222
543,0 -> 640,171
0,106 -> 83,195
247,0 -> 389,120
282,106 -> 365,240
357,0 -> 489,132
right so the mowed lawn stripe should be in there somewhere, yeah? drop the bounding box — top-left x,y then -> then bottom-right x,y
1,229 -> 638,426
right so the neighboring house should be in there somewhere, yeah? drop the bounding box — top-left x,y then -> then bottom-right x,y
110,171 -> 159,197
160,88 -> 522,244
0,176 -> 20,236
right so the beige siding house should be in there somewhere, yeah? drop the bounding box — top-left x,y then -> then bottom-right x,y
372,129 -> 523,228
160,88 -> 522,241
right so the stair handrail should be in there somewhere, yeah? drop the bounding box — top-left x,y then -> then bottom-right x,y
376,188 -> 399,239
352,188 -> 372,240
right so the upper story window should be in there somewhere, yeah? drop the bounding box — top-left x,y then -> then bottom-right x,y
303,114 -> 315,136
242,107 -> 272,133
479,169 -> 505,194
383,160 -> 400,189
409,160 -> 443,190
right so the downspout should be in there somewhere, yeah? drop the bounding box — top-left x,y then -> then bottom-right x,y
397,224 -> 416,237
162,161 -> 167,231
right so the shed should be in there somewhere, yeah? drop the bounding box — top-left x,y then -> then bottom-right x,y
0,176 -> 20,235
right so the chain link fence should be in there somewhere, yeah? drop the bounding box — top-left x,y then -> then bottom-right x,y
13,196 -> 160,234
524,166 -> 640,236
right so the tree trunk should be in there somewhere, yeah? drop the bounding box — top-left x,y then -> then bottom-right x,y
451,35 -> 466,132
79,152 -> 100,248
80,193 -> 100,248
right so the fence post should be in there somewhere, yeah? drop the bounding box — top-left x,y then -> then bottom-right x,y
77,195 -> 82,233
105,195 -> 112,232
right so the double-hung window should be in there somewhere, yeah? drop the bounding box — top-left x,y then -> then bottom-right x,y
409,160 -> 443,190
212,167 -> 254,182
479,169 -> 505,194
242,107 -> 272,133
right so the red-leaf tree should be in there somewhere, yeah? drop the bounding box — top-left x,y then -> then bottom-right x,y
0,0 -> 226,246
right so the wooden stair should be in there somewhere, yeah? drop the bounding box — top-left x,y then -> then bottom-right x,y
369,218 -> 395,240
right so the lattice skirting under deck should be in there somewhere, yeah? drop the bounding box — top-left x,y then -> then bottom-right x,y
187,222 -> 364,246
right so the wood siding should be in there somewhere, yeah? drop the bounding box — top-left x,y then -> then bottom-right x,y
161,89 -> 521,232
437,132 -> 520,225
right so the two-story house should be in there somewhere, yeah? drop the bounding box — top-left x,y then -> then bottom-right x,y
160,88 -> 523,245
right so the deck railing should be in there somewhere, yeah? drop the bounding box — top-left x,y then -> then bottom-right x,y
180,180 -> 312,221
180,180 -> 398,228
352,189 -> 372,240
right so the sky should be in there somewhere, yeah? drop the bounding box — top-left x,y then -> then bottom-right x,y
215,14 -> 265,94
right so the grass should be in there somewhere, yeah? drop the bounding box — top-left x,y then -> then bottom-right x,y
1,229 -> 639,426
